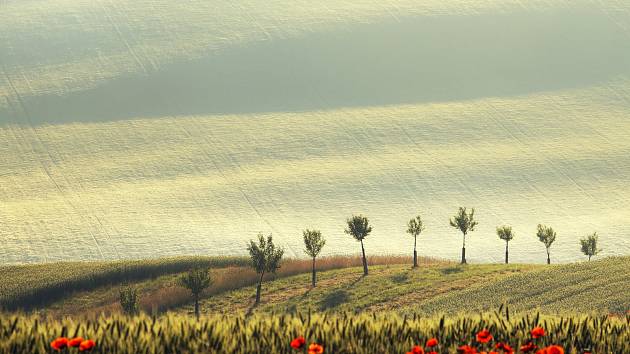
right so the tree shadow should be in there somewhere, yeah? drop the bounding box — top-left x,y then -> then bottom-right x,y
319,289 -> 350,311
441,266 -> 464,275
390,271 -> 410,284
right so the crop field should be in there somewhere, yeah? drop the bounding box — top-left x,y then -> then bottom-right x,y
0,256 -> 249,311
2,0 -> 630,264
188,256 -> 628,316
0,257 -> 627,353
0,255 -> 420,313
3,256 -> 625,318
0,311 -> 628,353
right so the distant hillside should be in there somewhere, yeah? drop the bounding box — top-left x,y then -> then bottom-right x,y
1,0 -> 630,263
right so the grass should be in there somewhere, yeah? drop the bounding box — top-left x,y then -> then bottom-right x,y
13,255 -> 627,318
0,311 -> 627,353
185,256 -> 629,316
0,256 -> 248,311
0,256 -> 627,352
1,255 -> 425,315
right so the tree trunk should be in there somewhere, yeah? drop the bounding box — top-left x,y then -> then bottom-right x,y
255,271 -> 264,305
413,235 -> 418,268
588,255 -> 591,261
546,250 -> 551,264
360,239 -> 368,275
311,257 -> 316,287
505,241 -> 509,264
461,233 -> 467,264
194,294 -> 200,319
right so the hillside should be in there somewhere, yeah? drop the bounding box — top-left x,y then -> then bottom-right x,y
4,256 -> 626,316
1,0 -> 630,264
0,255 -> 418,313
189,256 -> 629,316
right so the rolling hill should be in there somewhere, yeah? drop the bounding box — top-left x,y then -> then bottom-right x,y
1,0 -> 630,263
3,256 -> 626,317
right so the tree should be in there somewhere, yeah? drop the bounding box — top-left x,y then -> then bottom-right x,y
496,225 -> 515,264
180,267 -> 212,318
247,233 -> 284,305
345,215 -> 373,276
119,285 -> 139,315
449,207 -> 478,264
580,232 -> 602,261
536,224 -> 557,264
303,229 -> 326,287
406,215 -> 426,268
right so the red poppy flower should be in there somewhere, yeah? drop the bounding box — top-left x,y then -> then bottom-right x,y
411,345 -> 424,354
457,345 -> 478,354
428,352 -> 438,354
79,340 -> 96,352
545,345 -> 564,354
495,342 -> 514,353
530,327 -> 545,339
535,349 -> 548,354
476,329 -> 493,343
68,337 -> 84,348
308,343 -> 324,354
520,342 -> 538,353
426,338 -> 439,347
50,337 -> 69,351
290,336 -> 306,349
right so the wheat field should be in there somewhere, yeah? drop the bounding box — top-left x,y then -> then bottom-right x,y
1,0 -> 630,263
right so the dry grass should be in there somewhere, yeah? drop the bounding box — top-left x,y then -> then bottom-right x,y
128,255 -> 443,314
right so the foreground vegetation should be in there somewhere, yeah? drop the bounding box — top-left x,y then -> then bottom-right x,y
0,257 -> 248,311
1,311 -> 627,353
1,256 -> 627,352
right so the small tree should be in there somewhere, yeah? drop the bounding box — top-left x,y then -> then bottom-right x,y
119,285 -> 139,315
496,225 -> 515,264
303,229 -> 326,287
536,224 -> 557,264
449,207 -> 478,264
247,233 -> 284,305
345,215 -> 373,276
580,232 -> 602,261
180,267 -> 212,318
406,215 -> 426,268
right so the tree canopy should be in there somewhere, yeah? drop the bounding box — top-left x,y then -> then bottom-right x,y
344,215 -> 373,241
580,232 -> 602,260
407,215 -> 426,237
247,233 -> 284,274
303,229 -> 326,258
180,267 -> 212,297
449,207 -> 478,236
536,224 -> 557,249
497,225 -> 515,242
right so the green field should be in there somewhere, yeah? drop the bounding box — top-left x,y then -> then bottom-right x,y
0,257 -> 629,353
1,0 -> 630,263
2,256 -> 627,317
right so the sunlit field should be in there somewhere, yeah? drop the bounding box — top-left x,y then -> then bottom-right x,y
2,312 -> 628,354
2,0 -> 630,264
